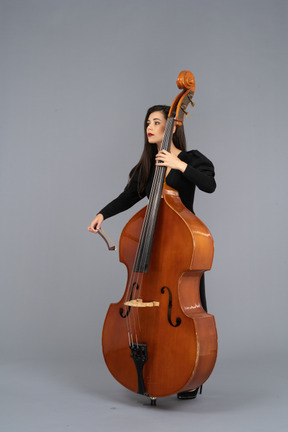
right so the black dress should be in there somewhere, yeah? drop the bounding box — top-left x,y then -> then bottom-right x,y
99,150 -> 216,311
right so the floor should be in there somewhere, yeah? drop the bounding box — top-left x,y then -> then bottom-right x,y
1,354 -> 287,432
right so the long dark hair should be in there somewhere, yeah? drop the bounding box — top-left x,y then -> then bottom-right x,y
127,105 -> 187,196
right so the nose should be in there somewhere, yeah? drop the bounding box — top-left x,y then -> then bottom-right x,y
147,124 -> 153,133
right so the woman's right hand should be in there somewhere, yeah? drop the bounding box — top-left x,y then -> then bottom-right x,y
88,213 -> 104,233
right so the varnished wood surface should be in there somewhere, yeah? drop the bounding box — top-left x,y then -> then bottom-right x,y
176,70 -> 195,91
102,184 -> 217,397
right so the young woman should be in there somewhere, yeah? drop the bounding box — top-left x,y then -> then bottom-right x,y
88,104 -> 216,399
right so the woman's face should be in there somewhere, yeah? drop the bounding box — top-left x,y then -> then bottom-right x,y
146,111 -> 167,146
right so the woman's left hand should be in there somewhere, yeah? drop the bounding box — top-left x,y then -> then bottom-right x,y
155,150 -> 187,172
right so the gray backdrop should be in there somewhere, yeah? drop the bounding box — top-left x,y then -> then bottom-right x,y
1,1 -> 287,431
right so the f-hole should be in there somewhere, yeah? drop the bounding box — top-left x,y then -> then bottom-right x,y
161,286 -> 181,327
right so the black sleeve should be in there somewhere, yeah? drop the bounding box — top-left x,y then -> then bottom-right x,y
98,168 -> 145,220
180,150 -> 216,193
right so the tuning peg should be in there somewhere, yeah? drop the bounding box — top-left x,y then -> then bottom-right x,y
180,104 -> 189,117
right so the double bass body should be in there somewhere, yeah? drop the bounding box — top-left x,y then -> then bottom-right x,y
102,184 -> 217,398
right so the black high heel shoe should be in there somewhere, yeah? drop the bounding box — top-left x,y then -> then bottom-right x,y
177,385 -> 202,400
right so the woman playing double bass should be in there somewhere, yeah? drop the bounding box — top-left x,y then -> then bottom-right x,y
88,103 -> 216,400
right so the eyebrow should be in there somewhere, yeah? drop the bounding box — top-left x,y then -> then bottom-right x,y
147,117 -> 162,122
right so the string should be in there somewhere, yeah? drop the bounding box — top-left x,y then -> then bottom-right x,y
125,117 -> 174,346
137,118 -> 174,272
123,117 -> 175,348
136,117 -> 174,271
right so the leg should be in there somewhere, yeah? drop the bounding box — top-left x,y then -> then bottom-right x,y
200,273 -> 207,312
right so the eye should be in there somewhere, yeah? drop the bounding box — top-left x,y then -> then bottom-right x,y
155,121 -> 160,125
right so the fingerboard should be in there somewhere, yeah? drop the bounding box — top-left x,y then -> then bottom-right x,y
133,117 -> 174,273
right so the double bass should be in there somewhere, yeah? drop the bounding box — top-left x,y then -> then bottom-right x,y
101,71 -> 217,405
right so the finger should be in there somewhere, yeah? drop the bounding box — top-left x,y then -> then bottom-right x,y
88,226 -> 99,233
156,150 -> 166,156
155,161 -> 167,166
